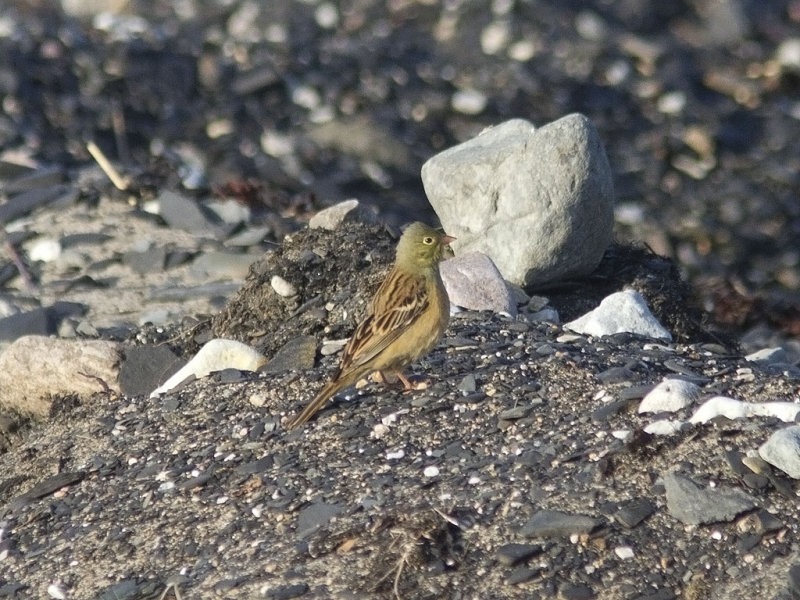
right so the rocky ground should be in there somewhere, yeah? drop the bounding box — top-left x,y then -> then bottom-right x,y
0,1 -> 799,599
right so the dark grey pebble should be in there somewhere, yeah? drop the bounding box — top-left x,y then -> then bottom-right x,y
10,471 -> 86,511
214,368 -> 249,383
124,246 -> 166,274
237,457 -> 274,475
95,579 -> 159,600
591,399 -> 631,422
663,359 -> 709,382
560,582 -> 595,600
789,564 -> 800,593
157,190 -> 229,237
458,373 -> 477,394
0,301 -> 86,341
505,565 -> 540,585
177,471 -> 214,491
119,344 -> 184,397
261,336 -> 317,374
295,502 -> 344,540
267,583 -> 310,600
663,472 -> 755,525
496,542 -> 543,566
736,533 -> 762,553
0,184 -> 70,223
632,589 -> 676,600
213,577 -> 247,593
60,232 -> 113,247
615,498 -> 656,529
0,582 -> 27,596
724,449 -> 750,477
618,384 -> 656,401
499,406 -> 531,421
596,366 -> 635,384
752,509 -> 783,533
519,510 -> 601,538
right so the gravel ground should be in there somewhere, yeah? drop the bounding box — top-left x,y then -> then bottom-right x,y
1,1 -> 799,599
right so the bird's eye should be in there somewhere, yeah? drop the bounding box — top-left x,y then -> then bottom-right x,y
422,236 -> 434,245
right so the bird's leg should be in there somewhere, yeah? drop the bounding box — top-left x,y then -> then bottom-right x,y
395,371 -> 430,391
396,371 -> 414,390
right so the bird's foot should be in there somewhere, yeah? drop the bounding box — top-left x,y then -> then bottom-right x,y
396,372 -> 430,391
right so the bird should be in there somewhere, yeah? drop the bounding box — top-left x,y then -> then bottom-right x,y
286,222 -> 454,429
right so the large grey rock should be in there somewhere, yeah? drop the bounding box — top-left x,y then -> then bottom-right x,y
759,425 -> 800,479
421,115 -> 614,287
0,335 -> 122,418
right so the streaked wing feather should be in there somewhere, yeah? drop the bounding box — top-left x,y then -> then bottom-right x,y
340,274 -> 428,371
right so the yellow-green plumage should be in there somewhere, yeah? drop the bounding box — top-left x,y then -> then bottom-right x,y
286,222 -> 453,429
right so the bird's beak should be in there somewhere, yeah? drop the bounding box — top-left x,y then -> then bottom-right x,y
442,235 -> 456,245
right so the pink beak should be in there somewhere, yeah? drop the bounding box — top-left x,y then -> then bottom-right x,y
442,235 -> 456,245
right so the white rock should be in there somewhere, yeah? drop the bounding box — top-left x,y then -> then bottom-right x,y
28,238 -> 62,262
46,583 -> 67,600
759,426 -> 800,479
150,339 -> 266,397
270,275 -> 297,298
612,429 -> 632,442
451,89 -> 488,115
439,252 -> 515,316
423,465 -> 440,477
644,419 -> 686,436
689,396 -> 800,424
745,347 -> 787,365
480,20 -> 510,54
308,199 -> 378,230
614,546 -> 635,560
565,290 -> 672,340
422,115 -> 614,287
776,38 -> 800,70
638,378 -> 700,414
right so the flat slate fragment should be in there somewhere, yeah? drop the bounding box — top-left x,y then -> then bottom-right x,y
615,498 -> 657,529
9,471 -> 86,511
519,510 -> 601,538
496,542 -> 544,566
663,472 -> 755,525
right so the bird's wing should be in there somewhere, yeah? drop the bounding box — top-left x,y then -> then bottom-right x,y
340,273 -> 429,372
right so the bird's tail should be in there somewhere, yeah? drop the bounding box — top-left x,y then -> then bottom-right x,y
286,370 -> 361,430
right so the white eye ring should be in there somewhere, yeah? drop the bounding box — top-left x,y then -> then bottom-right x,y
423,236 -> 434,245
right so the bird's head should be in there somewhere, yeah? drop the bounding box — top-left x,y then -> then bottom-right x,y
395,222 -> 455,270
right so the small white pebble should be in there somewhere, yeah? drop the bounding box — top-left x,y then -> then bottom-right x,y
423,465 -> 440,477
451,89 -> 487,115
615,546 -> 635,560
216,496 -> 229,504
480,20 -> 509,54
270,275 -> 297,298
252,505 -> 264,518
508,39 -> 536,61
386,449 -> 405,460
657,91 -> 686,114
158,482 -> 175,492
29,238 -> 62,262
711,530 -> 722,540
315,2 -> 339,28
468,475 -> 481,485
612,429 -> 633,442
292,85 -> 320,110
249,393 -> 267,407
47,583 -> 67,600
